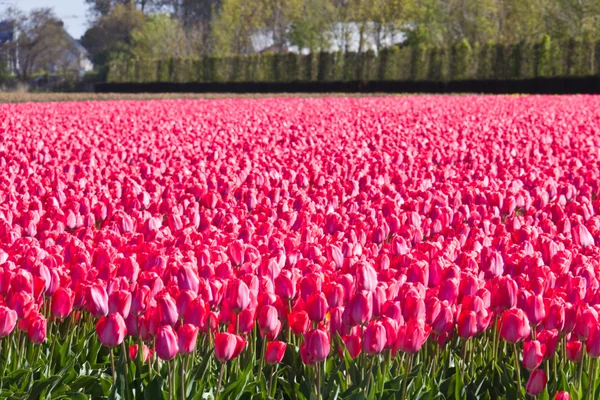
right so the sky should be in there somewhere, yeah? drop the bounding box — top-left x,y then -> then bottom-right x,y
6,0 -> 88,39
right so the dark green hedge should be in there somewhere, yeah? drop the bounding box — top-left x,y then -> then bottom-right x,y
106,37 -> 600,83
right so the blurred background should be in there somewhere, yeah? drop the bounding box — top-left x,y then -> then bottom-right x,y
1,0 -> 599,91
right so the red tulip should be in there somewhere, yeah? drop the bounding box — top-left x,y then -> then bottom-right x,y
348,291 -> 372,326
157,292 -> 179,326
177,324 -> 199,355
0,306 -> 17,337
586,326 -> 600,358
156,325 -> 179,360
26,312 -> 47,344
306,292 -> 328,323
524,294 -> 545,327
395,318 -> 431,354
131,285 -> 151,316
129,343 -> 151,362
566,340 -> 583,362
87,284 -> 109,317
500,309 -> 530,343
525,369 -> 547,396
537,329 -> 560,360
265,341 -> 286,364
96,313 -> 127,347
341,334 -> 362,359
555,392 -> 571,400
575,307 -> 598,342
258,305 -> 279,334
274,274 -> 296,301
363,320 -> 386,355
288,310 -> 310,335
228,279 -> 250,313
51,287 -> 73,319
214,332 -> 243,362
522,340 -> 544,370
108,290 -> 132,319
457,310 -> 478,339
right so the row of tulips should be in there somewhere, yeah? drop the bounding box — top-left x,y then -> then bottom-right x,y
1,96 -> 600,399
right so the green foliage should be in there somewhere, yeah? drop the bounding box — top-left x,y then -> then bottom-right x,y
107,36 -> 600,83
536,35 -> 552,77
451,39 -> 472,80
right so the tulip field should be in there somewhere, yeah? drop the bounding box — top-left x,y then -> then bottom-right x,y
2,95 -> 600,400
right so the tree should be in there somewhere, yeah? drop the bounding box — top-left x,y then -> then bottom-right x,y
81,4 -> 145,72
288,0 -> 335,52
212,0 -> 265,54
260,0 -> 303,52
132,14 -> 191,58
86,0 -> 156,15
2,8 -> 72,80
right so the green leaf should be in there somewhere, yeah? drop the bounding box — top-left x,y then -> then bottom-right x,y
26,376 -> 61,400
144,376 -> 165,400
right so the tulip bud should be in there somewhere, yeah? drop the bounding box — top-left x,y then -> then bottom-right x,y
555,391 -> 571,400
525,369 -> 547,396
265,341 -> 286,364
96,313 -> 127,347
156,325 -> 179,360
129,343 -> 151,362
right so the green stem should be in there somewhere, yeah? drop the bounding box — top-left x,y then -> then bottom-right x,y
316,362 -> 322,400
589,357 -> 597,400
513,343 -> 522,398
400,353 -> 413,400
216,363 -> 226,400
259,337 -> 266,384
181,355 -> 186,400
110,348 -> 116,385
168,360 -> 173,400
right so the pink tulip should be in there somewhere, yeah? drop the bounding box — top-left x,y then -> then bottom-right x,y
156,325 -> 179,361
525,369 -> 547,396
96,313 -> 127,347
522,340 -> 544,370
0,306 -> 17,337
500,309 -> 530,343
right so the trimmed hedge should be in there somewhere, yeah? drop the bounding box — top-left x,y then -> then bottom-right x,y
107,37 -> 600,83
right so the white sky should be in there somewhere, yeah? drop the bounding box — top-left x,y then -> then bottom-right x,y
6,0 -> 88,39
